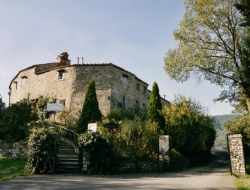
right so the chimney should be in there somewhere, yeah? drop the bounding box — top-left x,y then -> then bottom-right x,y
77,57 -> 79,64
56,52 -> 70,65
82,57 -> 84,64
163,95 -> 166,100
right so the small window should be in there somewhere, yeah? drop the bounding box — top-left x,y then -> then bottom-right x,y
123,75 -> 128,85
143,103 -> 146,110
58,70 -> 64,80
59,99 -> 66,106
144,86 -> 147,93
21,77 -> 27,85
136,83 -> 140,91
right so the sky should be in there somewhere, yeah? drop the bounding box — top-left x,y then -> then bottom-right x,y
0,0 -> 234,116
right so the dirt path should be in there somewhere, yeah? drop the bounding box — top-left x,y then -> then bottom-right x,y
0,149 -> 235,190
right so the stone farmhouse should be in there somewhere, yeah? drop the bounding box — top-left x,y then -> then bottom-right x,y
9,52 -> 169,123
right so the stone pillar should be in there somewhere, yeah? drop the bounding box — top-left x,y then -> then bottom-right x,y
228,134 -> 246,174
158,135 -> 170,172
82,150 -> 90,173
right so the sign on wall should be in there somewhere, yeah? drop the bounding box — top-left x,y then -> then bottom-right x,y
88,123 -> 97,132
46,103 -> 63,112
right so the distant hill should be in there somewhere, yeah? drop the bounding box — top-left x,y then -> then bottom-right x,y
213,114 -> 237,130
212,114 -> 237,149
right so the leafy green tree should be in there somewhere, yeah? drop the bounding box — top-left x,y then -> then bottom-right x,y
77,80 -> 102,133
162,95 -> 216,155
0,95 -> 6,120
224,115 -> 250,153
164,0 -> 250,112
147,82 -> 165,132
235,0 -> 250,27
0,99 -> 38,142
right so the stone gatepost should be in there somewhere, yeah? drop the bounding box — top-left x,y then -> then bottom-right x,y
158,135 -> 170,172
227,134 -> 246,174
82,150 -> 90,173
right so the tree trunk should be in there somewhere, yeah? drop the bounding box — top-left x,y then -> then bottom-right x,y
246,97 -> 250,115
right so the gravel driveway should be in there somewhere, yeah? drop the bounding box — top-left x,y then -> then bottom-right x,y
0,149 -> 235,190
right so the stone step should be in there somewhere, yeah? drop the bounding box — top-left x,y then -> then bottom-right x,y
56,138 -> 80,173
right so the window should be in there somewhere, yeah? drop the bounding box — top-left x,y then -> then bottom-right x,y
136,83 -> 140,91
123,75 -> 128,85
143,103 -> 146,110
59,99 -> 66,106
144,86 -> 147,94
21,77 -> 27,85
58,70 -> 64,80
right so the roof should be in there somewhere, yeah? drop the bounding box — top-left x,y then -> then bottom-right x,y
9,62 -> 148,89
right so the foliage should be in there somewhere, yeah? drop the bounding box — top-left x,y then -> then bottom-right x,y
78,132 -> 118,174
162,95 -> 216,156
120,106 -> 147,121
163,0 -> 250,111
99,117 -> 160,161
0,98 -> 38,142
36,95 -> 56,121
26,127 -> 59,174
171,148 -> 183,160
235,0 -> 250,27
224,115 -> 250,148
147,82 -> 165,132
0,158 -> 27,181
57,107 -> 70,124
77,80 -> 102,133
0,95 -> 6,120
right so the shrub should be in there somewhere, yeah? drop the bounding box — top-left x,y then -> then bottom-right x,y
78,132 -> 118,174
77,80 -> 102,133
0,99 -> 38,142
26,127 -> 59,174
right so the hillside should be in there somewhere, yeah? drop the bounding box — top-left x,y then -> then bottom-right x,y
213,114 -> 237,149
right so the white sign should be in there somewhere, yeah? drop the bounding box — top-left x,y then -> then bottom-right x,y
46,103 -> 63,112
88,123 -> 97,132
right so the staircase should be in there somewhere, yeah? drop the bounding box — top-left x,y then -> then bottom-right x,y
56,138 -> 80,173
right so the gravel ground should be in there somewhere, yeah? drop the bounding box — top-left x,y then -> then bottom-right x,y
0,148 -> 236,190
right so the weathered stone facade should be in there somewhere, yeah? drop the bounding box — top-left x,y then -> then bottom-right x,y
9,52 -> 169,123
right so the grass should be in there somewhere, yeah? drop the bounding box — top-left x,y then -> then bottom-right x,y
0,158 -> 27,181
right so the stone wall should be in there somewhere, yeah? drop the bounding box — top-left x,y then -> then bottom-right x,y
0,142 -> 28,159
228,134 -> 246,174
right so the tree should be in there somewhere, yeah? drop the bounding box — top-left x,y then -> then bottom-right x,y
0,95 -> 6,120
77,80 -> 102,133
0,99 -> 38,142
235,0 -> 250,27
147,82 -> 165,132
161,95 -> 216,155
164,0 -> 250,112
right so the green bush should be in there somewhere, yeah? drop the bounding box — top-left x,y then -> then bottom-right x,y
26,127 -> 59,174
78,132 -> 118,174
0,99 -> 38,142
162,95 -> 216,156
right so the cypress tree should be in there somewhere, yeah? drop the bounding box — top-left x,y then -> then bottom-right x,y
77,80 -> 102,133
147,82 -> 165,132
